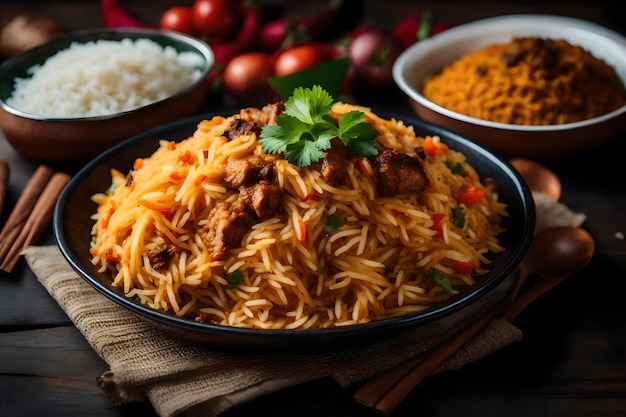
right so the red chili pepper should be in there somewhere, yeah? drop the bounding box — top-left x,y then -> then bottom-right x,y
355,157 -> 369,175
99,0 -> 155,28
211,5 -> 262,67
102,207 -> 115,229
160,209 -> 174,222
260,0 -> 343,51
105,253 -> 121,263
430,212 -> 447,237
303,193 -> 321,202
391,209 -> 408,219
457,187 -> 485,205
452,260 -> 473,274
392,10 -> 451,49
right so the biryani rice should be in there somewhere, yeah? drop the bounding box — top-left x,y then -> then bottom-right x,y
89,103 -> 508,329
421,37 -> 626,125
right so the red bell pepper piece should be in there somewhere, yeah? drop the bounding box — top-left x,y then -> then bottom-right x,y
430,212 -> 447,237
456,187 -> 485,205
452,260 -> 473,274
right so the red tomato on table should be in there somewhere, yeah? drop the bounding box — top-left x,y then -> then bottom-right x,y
273,44 -> 333,76
160,6 -> 196,35
192,0 -> 241,39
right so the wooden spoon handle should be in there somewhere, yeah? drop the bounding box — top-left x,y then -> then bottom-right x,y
353,303 -> 501,415
499,278 -> 560,322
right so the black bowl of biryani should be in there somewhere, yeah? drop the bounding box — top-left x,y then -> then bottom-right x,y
0,27 -> 213,162
54,94 -> 535,352
393,14 -> 626,158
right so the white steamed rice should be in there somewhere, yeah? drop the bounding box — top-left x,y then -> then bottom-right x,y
7,38 -> 205,118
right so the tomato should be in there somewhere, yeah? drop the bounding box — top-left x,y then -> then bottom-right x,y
273,44 -> 333,77
160,6 -> 196,35
222,52 -> 276,106
192,0 -> 241,39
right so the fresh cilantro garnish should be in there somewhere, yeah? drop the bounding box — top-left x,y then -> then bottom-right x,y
228,270 -> 244,289
325,215 -> 341,232
337,110 -> 379,157
259,85 -> 378,167
104,183 -> 116,196
452,206 -> 465,228
445,161 -> 465,175
429,268 -> 453,294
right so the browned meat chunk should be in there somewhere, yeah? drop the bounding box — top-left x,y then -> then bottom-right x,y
240,181 -> 283,219
257,164 -> 275,181
147,244 -> 178,270
318,138 -> 352,187
221,118 -> 259,141
240,101 -> 285,126
224,160 -> 276,189
224,160 -> 261,188
204,200 -> 256,260
373,149 -> 430,196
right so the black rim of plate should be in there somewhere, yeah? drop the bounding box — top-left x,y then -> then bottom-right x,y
53,108 -> 535,348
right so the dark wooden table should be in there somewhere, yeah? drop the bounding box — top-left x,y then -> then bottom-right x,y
2,1 -> 626,416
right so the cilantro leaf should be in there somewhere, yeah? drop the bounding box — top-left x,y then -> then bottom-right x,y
228,270 -> 244,289
325,215 -> 341,232
446,161 -> 465,175
285,85 -> 334,124
285,139 -> 325,168
259,85 -> 380,167
337,111 -> 378,157
452,206 -> 465,228
429,268 -> 453,294
309,116 -> 339,148
258,125 -> 288,154
104,183 -> 116,196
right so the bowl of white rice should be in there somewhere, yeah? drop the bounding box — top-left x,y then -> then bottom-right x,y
0,28 -> 214,161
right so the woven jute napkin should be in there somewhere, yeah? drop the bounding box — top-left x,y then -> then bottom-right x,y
23,193 -> 585,417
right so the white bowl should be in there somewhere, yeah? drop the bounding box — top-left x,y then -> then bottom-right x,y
393,14 -> 626,158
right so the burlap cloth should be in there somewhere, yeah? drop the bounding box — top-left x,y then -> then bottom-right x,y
23,193 -> 585,417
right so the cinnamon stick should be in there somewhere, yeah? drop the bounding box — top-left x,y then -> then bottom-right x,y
0,165 -> 54,265
0,171 -> 71,273
0,159 -> 8,218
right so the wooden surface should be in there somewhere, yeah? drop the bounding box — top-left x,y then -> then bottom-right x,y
1,1 -> 626,416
